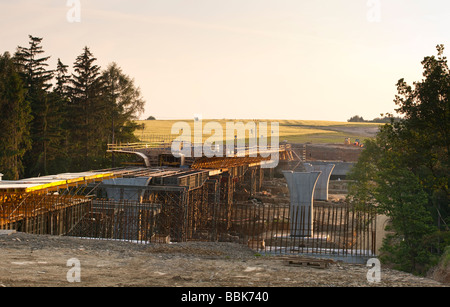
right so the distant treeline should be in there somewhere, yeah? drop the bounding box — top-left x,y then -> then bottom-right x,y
0,35 -> 145,180
347,114 -> 402,123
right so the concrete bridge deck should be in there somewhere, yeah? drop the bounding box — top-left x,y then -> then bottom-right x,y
107,142 -> 296,167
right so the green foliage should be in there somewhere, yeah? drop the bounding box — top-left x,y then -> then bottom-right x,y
347,115 -> 366,122
101,62 -> 145,144
376,167 -> 436,273
442,245 -> 450,267
0,52 -> 32,179
347,114 -> 402,123
69,46 -> 107,171
0,35 -> 146,177
348,45 -> 450,275
15,35 -> 67,177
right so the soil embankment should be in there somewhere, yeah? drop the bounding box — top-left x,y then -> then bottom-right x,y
0,232 -> 446,287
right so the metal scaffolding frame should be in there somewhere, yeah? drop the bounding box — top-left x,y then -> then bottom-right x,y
0,137 -> 378,262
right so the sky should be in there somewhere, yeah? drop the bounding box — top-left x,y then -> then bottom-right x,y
1,0 -> 450,121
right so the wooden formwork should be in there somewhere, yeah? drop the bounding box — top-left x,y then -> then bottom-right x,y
0,194 -> 92,236
162,170 -> 210,191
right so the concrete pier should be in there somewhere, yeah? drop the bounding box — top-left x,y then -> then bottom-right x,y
304,163 -> 335,200
283,171 -> 321,237
101,177 -> 151,201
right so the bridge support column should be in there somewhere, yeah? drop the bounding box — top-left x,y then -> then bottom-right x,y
283,171 -> 321,237
304,163 -> 335,200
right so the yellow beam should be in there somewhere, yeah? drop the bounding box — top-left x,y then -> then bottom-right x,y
24,172 -> 116,193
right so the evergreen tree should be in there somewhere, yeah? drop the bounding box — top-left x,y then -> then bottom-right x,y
69,47 -> 107,170
15,36 -> 53,92
48,59 -> 72,173
1,36 -> 147,176
101,62 -> 145,167
0,52 -> 32,179
15,35 -> 64,177
54,58 -> 70,98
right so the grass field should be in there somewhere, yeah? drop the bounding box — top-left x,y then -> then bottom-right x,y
133,119 -> 381,144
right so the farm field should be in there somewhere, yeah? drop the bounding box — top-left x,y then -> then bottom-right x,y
133,119 -> 382,144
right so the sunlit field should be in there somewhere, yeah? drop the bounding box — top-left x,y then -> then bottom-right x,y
132,119 -> 381,144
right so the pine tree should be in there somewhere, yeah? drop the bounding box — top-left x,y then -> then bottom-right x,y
69,47 -> 107,170
15,35 -> 62,177
55,58 -> 70,98
101,63 -> 145,166
48,58 -> 72,173
15,36 -> 53,92
0,52 -> 32,179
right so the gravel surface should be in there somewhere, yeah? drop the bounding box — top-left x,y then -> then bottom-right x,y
0,232 -> 447,287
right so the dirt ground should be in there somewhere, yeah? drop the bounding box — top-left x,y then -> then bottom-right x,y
0,232 -> 446,288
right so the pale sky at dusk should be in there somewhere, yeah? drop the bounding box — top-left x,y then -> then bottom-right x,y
1,0 -> 450,121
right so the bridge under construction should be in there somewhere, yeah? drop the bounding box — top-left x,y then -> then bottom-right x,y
0,142 -> 295,236
0,141 -> 377,261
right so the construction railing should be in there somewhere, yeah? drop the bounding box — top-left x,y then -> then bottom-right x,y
65,198 -> 377,260
1,191 -> 377,262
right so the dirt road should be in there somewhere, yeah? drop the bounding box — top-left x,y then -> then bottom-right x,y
0,232 -> 445,288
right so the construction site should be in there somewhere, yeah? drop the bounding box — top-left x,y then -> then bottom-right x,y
0,136 -> 384,265
1,137 -> 447,287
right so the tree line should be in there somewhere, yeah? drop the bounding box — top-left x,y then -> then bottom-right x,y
347,114 -> 402,123
347,45 -> 449,275
0,35 -> 145,180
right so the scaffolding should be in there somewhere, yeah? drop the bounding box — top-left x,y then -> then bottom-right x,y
0,164 -> 377,261
0,139 -> 378,262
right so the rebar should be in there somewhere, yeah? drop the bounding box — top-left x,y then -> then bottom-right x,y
0,177 -> 377,263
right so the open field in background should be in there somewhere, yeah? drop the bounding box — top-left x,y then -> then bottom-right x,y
133,119 -> 382,144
